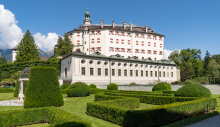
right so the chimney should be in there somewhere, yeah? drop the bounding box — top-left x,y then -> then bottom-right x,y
112,20 -> 115,28
123,21 -> 126,29
130,23 -> 133,31
145,25 -> 148,33
101,20 -> 104,28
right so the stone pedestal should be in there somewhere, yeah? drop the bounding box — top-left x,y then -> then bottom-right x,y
18,78 -> 28,103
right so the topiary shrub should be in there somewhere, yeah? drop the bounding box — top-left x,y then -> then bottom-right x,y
89,84 -> 97,88
61,83 -> 70,89
174,84 -> 212,98
107,83 -> 118,90
129,82 -> 137,85
67,82 -> 90,97
152,82 -> 172,91
24,66 -> 64,108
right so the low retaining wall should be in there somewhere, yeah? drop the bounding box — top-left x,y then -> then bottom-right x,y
97,84 -> 220,94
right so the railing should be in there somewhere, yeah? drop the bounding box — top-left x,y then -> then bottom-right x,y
58,76 -> 72,80
78,24 -> 146,28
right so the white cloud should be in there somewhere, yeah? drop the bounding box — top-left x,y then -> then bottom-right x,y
164,49 -> 181,60
33,32 -> 59,51
0,5 -> 23,49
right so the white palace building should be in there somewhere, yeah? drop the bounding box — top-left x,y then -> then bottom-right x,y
59,10 -> 180,85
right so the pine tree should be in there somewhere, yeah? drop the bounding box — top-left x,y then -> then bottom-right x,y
204,50 -> 211,69
16,30 -> 40,62
0,55 -> 7,65
53,33 -> 74,57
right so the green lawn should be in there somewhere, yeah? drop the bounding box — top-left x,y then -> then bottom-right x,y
134,103 -> 159,110
19,123 -> 49,127
0,92 -> 18,101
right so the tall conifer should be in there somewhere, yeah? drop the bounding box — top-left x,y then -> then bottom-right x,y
16,30 -> 40,62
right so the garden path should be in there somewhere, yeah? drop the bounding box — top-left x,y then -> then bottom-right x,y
0,100 -> 23,106
186,115 -> 220,127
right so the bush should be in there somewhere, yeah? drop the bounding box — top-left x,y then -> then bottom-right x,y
90,88 -> 109,94
174,84 -> 212,98
67,82 -> 90,97
24,67 -> 64,108
89,84 -> 97,88
152,82 -> 172,91
61,83 -> 70,89
0,107 -> 92,127
185,77 -> 209,85
0,88 -> 14,93
129,82 -> 137,85
107,83 -> 118,90
171,81 -> 184,85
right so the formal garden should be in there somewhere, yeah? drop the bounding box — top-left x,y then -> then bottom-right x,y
1,66 -> 220,126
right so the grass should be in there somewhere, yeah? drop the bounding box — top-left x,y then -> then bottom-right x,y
0,93 -> 18,101
19,123 -> 49,127
134,103 -> 159,110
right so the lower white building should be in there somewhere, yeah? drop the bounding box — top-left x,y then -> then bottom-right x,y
59,50 -> 180,85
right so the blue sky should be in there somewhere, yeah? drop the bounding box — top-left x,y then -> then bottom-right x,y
0,0 -> 220,59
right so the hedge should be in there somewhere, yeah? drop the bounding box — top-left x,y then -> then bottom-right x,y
152,82 -> 172,91
67,82 -> 90,97
90,88 -> 109,94
0,61 -> 60,83
89,84 -> 97,88
104,92 -> 199,105
24,67 -> 64,108
0,107 -> 91,127
61,89 -> 68,94
107,83 -> 118,90
87,94 -> 216,127
174,84 -> 212,98
60,83 -> 70,89
0,88 -> 14,93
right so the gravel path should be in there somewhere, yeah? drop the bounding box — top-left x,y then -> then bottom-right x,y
186,115 -> 220,127
0,100 -> 23,106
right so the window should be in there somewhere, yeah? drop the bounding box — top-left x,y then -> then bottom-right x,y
159,71 -> 161,77
160,43 -> 162,48
141,49 -> 145,54
98,68 -> 101,75
127,48 -> 131,53
121,39 -> 124,44
135,49 -> 139,53
82,67 -> 85,75
154,58 -> 157,61
97,38 -> 100,43
150,71 -> 153,77
98,47 -> 101,51
109,47 -> 114,52
130,70 -> 133,76
154,43 -> 156,47
171,72 -> 173,77
155,71 -> 157,77
90,68 -> 94,75
91,39 -> 94,43
141,70 -> 143,76
142,41 -> 144,46
105,69 -> 108,76
110,38 -> 113,43
124,70 -> 127,76
85,41 -> 86,44
136,70 -> 138,76
136,41 -> 138,45
163,72 -> 165,77
167,72 -> 169,77
148,42 -> 151,46
153,50 -> 157,54
146,71 -> 148,77
147,50 -> 151,54
121,48 -> 125,52
118,69 -> 121,76
112,69 -> 115,76
128,40 -> 130,45
65,68 -> 67,77
116,39 -> 119,44
77,40 -> 80,45
77,32 -> 80,36
159,51 -> 163,55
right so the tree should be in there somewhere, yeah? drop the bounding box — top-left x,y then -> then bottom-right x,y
0,55 -> 7,65
16,29 -> 40,62
203,50 -> 212,69
168,50 -> 181,67
54,33 -> 74,57
208,59 -> 220,84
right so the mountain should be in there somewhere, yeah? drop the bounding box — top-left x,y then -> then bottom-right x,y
0,48 -> 53,62
44,49 -> 55,56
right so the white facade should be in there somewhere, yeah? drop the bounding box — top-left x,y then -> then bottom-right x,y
60,52 -> 178,85
12,49 -> 17,62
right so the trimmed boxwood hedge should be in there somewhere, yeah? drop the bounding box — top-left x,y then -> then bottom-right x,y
174,84 -> 212,98
67,82 -> 90,97
90,88 -> 109,94
107,83 -> 118,90
0,107 -> 91,127
89,84 -> 97,88
60,83 -> 70,89
87,93 -> 217,127
152,83 -> 172,91
24,66 -> 64,108
0,88 -> 14,93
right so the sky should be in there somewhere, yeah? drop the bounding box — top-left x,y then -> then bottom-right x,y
0,0 -> 220,59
